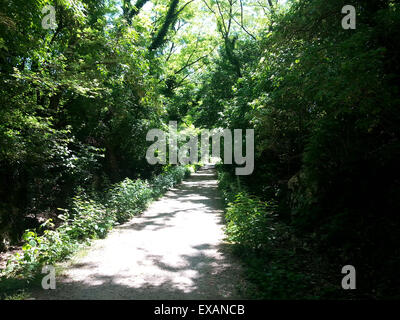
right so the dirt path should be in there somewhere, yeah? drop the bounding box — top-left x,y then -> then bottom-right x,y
32,166 -> 248,300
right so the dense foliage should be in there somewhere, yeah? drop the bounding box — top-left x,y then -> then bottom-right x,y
0,165 -> 192,284
0,0 -> 399,299
198,0 -> 399,298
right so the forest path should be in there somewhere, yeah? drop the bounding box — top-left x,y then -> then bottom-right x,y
32,165 -> 248,299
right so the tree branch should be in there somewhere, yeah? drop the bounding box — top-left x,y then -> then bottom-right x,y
149,0 -> 180,51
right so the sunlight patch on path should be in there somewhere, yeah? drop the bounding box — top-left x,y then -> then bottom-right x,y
33,166 -> 247,300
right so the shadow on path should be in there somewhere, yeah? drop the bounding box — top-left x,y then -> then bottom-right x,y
32,166 -> 248,300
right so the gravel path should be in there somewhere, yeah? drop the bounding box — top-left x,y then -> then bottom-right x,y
32,166 -> 248,300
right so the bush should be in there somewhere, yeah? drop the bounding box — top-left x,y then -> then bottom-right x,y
2,195 -> 113,278
107,178 -> 153,223
2,223 -> 76,278
165,165 -> 188,183
217,168 -> 241,204
225,192 -> 275,250
217,169 -> 337,299
150,165 -> 192,198
59,196 -> 114,240
1,165 -> 194,281
151,173 -> 175,197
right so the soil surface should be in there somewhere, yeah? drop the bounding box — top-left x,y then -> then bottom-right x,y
32,165 -> 248,300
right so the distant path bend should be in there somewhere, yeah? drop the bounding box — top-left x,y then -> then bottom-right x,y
33,165 -> 248,299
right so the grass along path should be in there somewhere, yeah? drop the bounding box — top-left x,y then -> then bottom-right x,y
31,165 -> 249,299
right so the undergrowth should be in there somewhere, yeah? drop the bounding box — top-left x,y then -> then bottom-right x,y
0,164 -> 197,299
217,165 -> 343,299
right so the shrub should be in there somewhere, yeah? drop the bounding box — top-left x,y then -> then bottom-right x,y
165,165 -> 187,183
59,196 -> 114,240
217,169 -> 240,204
2,224 -> 76,278
225,192 -> 275,250
1,165 -> 194,281
107,178 -> 153,223
150,165 -> 192,198
151,174 -> 175,197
